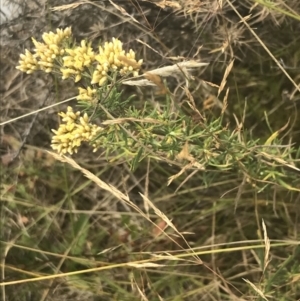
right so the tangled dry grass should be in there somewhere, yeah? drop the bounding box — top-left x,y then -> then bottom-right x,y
1,1 -> 300,301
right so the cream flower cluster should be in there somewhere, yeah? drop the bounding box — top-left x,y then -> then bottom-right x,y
91,37 -> 143,86
16,27 -> 72,74
77,87 -> 97,102
61,40 -> 95,82
16,50 -> 39,74
51,106 -> 102,155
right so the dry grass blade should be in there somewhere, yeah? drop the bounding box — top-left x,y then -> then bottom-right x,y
243,278 -> 269,301
127,262 -> 164,268
139,193 -> 203,264
218,59 -> 234,96
146,61 -> 209,78
122,60 -> 209,88
222,87 -> 229,115
47,152 -> 138,209
0,252 -> 166,287
97,246 -> 121,255
144,72 -> 168,95
151,253 -> 186,261
184,86 -> 204,119
259,151 -> 300,173
202,80 -> 220,89
0,97 -> 75,126
262,219 -> 271,273
101,117 -> 163,125
131,276 -> 149,301
122,79 -> 157,86
122,61 -> 209,87
139,193 -> 178,235
137,39 -> 163,57
51,2 -> 85,11
152,0 -> 182,9
1,240 -> 16,301
109,0 -> 139,23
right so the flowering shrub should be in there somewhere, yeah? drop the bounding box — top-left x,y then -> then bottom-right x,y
16,27 -> 142,155
16,27 -> 299,192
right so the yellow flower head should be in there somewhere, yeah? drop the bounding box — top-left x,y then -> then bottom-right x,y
61,40 -> 95,82
16,27 -> 72,74
16,49 -> 39,74
77,86 -> 97,102
51,106 -> 102,155
92,37 -> 142,86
